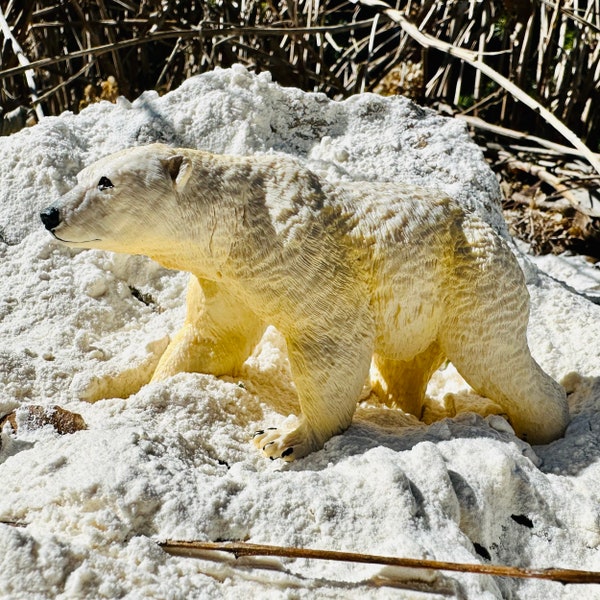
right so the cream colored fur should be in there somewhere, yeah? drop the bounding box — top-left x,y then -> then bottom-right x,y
43,143 -> 569,460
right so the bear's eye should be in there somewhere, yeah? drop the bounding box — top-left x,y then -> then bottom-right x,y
98,176 -> 114,191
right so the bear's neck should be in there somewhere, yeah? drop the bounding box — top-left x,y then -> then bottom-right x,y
140,153 -> 259,279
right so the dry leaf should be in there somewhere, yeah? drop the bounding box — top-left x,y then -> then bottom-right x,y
0,405 -> 87,435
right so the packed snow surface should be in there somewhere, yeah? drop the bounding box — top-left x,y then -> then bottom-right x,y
0,66 -> 599,599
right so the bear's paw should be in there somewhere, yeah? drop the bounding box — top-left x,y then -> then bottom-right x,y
252,416 -> 321,461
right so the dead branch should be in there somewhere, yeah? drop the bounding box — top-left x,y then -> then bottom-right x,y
500,152 -> 600,217
159,540 -> 600,585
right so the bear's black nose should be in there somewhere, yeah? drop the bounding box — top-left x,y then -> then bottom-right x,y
40,207 -> 61,231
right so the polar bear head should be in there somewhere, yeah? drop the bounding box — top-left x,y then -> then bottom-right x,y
40,143 -> 192,255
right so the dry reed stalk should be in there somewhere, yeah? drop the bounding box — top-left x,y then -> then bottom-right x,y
456,114 -> 599,158
0,6 -> 43,120
0,20 -> 376,81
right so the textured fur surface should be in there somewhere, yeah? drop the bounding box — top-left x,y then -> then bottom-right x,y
41,143 -> 569,459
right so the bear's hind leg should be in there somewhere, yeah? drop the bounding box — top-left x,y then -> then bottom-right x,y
440,223 -> 569,444
443,327 -> 568,444
152,275 -> 265,381
370,343 -> 445,418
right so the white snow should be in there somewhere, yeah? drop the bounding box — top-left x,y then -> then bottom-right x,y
0,65 -> 599,599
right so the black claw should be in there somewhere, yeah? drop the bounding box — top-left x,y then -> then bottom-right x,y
267,427 -> 277,431
263,441 -> 275,451
253,430 -> 265,437
281,447 -> 294,458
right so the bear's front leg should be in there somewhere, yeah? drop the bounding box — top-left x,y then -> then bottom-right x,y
152,275 -> 265,380
254,316 -> 374,461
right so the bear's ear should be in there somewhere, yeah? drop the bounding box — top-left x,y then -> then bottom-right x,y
164,155 -> 191,193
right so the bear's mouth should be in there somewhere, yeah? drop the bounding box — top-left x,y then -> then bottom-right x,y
52,232 -> 101,244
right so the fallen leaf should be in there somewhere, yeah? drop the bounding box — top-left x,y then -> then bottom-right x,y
0,405 -> 87,435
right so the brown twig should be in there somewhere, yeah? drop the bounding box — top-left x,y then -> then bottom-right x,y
159,540 -> 600,585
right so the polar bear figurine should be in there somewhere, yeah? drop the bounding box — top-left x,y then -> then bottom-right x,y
40,143 -> 569,460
